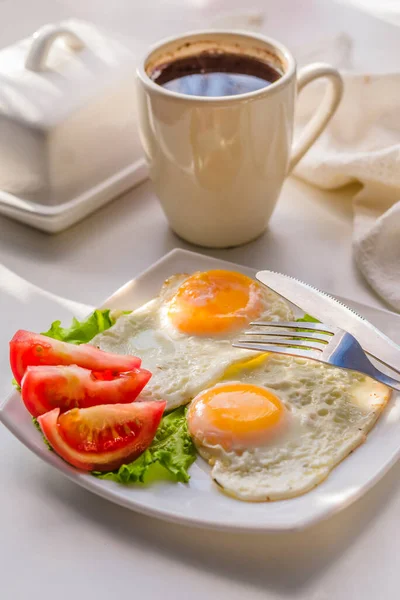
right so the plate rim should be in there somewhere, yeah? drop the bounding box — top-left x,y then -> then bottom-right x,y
2,248 -> 400,533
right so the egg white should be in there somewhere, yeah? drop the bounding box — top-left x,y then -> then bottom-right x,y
91,273 -> 294,410
191,354 -> 391,501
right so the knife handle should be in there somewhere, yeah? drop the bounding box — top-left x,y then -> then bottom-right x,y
366,350 -> 400,378
366,365 -> 400,392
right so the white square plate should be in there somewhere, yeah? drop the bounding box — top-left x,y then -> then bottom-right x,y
1,249 -> 400,532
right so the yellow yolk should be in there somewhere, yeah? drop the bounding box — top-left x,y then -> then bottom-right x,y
221,353 -> 269,379
167,270 -> 264,336
187,382 -> 286,451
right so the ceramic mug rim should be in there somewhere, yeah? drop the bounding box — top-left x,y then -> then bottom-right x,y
136,29 -> 297,104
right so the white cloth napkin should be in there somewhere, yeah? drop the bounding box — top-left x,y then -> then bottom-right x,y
293,33 -> 400,312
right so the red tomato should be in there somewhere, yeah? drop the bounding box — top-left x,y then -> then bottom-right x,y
38,401 -> 166,471
21,364 -> 152,417
10,330 -> 141,385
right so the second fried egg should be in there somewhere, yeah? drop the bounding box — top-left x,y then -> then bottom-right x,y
187,355 -> 391,501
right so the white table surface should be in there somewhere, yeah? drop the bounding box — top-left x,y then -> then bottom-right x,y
1,1 -> 400,599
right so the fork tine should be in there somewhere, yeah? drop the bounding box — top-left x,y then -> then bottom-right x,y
250,321 -> 336,335
236,338 -> 325,352
244,330 -> 332,343
233,341 -> 320,359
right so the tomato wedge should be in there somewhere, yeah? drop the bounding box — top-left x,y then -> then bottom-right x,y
21,365 -> 152,417
38,401 -> 166,471
10,330 -> 141,385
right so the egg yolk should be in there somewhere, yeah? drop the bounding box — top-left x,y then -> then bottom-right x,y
168,270 -> 263,336
187,383 -> 285,450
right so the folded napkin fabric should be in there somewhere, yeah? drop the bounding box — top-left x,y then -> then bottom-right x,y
294,36 -> 400,311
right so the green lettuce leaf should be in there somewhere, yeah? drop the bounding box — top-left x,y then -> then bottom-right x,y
93,406 -> 196,484
12,378 -> 21,392
32,417 -> 53,452
296,314 -> 320,323
296,314 -> 324,343
41,309 -> 117,345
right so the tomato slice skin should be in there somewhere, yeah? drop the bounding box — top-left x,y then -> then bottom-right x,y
21,365 -> 152,417
10,330 -> 141,385
38,401 -> 166,471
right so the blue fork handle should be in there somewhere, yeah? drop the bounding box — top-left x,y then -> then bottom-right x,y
332,334 -> 400,392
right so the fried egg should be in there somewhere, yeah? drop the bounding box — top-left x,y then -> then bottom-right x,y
91,270 -> 293,410
187,354 -> 391,501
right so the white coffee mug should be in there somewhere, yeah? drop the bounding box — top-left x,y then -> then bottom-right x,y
136,30 -> 343,248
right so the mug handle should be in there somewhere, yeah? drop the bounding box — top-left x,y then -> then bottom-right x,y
288,63 -> 343,173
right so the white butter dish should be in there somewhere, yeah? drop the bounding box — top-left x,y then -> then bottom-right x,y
0,20 -> 147,232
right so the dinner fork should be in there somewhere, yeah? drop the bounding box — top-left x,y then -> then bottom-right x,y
233,321 -> 400,392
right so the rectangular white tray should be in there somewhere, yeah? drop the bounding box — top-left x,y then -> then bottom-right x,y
1,248 -> 399,532
0,158 -> 148,233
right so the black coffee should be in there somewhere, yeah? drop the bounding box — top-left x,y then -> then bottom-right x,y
150,52 -> 282,97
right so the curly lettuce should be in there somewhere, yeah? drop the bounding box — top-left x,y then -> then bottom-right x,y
296,314 -> 320,324
296,314 -> 323,343
12,378 -> 21,391
93,406 -> 196,484
32,417 -> 53,452
42,309 -> 118,344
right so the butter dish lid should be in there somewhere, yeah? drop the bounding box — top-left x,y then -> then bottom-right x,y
0,19 -> 141,128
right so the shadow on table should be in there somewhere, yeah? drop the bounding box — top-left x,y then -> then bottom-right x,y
0,174 -> 385,319
38,456 -> 400,597
0,180 -> 193,301
0,181 -> 169,260
0,176 -> 358,264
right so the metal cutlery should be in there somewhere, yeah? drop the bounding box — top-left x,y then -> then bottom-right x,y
233,320 -> 400,391
255,270 -> 400,377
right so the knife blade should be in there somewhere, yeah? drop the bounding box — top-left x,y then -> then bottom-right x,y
256,270 -> 400,374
